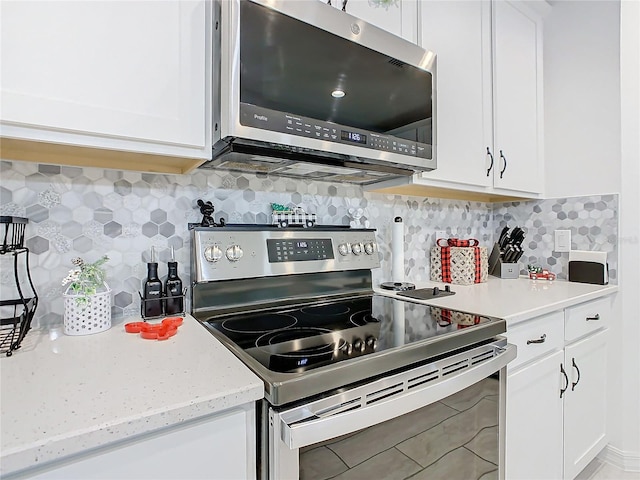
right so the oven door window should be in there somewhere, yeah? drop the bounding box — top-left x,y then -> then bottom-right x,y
298,376 -> 500,480
266,340 -> 515,479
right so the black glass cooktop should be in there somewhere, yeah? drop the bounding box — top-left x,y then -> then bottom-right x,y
204,295 -> 498,374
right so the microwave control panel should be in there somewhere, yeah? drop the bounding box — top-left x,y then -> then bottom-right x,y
239,103 -> 430,159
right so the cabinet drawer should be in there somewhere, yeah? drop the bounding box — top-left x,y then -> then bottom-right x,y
507,311 -> 564,371
565,297 -> 611,343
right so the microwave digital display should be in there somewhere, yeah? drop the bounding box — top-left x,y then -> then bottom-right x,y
341,131 -> 367,145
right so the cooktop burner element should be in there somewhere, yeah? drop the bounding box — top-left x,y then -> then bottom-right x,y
350,310 -> 379,326
254,327 -> 346,372
221,313 -> 298,334
256,327 -> 334,348
300,304 -> 350,316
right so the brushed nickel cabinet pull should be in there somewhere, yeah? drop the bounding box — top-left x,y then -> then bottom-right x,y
527,334 -> 547,345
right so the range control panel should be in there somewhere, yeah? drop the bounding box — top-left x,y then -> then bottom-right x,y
192,227 -> 380,282
267,238 -> 335,263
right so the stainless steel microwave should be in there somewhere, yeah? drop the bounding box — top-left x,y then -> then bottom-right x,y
200,0 -> 437,185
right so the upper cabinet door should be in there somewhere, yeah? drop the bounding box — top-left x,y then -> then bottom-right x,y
417,0 -> 493,189
324,0 -> 418,43
492,0 -> 543,193
0,1 -> 210,159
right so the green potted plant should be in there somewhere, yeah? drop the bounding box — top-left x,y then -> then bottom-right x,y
62,256 -> 112,335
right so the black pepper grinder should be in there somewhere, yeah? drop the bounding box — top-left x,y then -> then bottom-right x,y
143,246 -> 163,318
164,246 -> 183,315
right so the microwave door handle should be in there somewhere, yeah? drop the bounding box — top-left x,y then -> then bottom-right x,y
276,343 -> 516,450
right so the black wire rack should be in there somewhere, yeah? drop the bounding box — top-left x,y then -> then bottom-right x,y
0,216 -> 38,356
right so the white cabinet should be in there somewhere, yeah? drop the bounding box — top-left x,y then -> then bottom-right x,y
505,296 -> 611,480
14,406 -> 256,480
491,0 -> 544,194
0,0 -> 211,173
562,298 -> 610,480
324,0 -> 418,43
505,311 -> 564,480
506,350 -> 564,480
411,0 -> 544,197
417,0 -> 493,190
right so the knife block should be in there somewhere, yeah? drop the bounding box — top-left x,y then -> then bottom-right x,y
488,243 -> 520,279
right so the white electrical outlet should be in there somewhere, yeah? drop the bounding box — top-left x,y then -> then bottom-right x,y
554,230 -> 571,252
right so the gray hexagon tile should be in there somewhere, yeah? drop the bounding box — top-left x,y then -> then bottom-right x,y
493,195 -> 618,280
0,159 -> 619,329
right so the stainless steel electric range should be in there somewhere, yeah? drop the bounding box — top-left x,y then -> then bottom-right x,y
191,225 -> 516,480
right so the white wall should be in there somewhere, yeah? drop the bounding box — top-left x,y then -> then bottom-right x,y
614,0 -> 640,468
544,0 -> 640,470
543,0 -> 621,198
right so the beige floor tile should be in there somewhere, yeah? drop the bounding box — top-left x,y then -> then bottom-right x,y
396,398 -> 497,468
331,448 -> 422,480
479,467 -> 500,480
409,446 -> 498,480
465,425 -> 499,465
327,401 -> 458,467
300,446 -> 348,480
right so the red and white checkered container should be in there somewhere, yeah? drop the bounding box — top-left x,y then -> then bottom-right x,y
430,238 -> 488,285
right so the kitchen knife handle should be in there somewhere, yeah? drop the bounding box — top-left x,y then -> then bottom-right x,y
526,334 -> 546,345
560,363 -> 569,398
486,147 -> 494,177
586,314 -> 600,321
499,150 -> 507,178
571,358 -> 581,391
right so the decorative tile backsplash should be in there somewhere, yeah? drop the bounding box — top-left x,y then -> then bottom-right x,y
0,160 -> 618,328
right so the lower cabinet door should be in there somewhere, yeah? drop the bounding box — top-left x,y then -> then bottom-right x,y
563,329 -> 608,480
506,350 -> 564,480
27,406 -> 255,480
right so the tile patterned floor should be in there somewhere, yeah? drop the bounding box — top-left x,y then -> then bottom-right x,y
299,377 -> 499,480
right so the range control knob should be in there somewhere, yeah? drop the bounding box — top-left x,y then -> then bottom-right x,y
351,242 -> 363,255
364,242 -> 375,255
226,245 -> 244,262
342,342 -> 353,356
365,336 -> 378,351
204,245 -> 223,263
353,338 -> 365,353
338,243 -> 351,256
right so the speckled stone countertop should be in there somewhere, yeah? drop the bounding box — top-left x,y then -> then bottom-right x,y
374,276 -> 617,325
0,315 -> 263,477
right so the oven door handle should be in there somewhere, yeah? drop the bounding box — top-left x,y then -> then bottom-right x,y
275,342 -> 516,450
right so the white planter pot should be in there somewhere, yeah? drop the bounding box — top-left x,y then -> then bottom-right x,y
63,284 -> 112,335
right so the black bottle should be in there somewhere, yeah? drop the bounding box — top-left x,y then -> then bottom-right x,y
164,246 -> 183,315
143,247 -> 163,318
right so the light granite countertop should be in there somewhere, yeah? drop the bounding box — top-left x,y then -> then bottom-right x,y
374,276 -> 617,325
0,315 -> 263,477
1,278 -> 617,477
